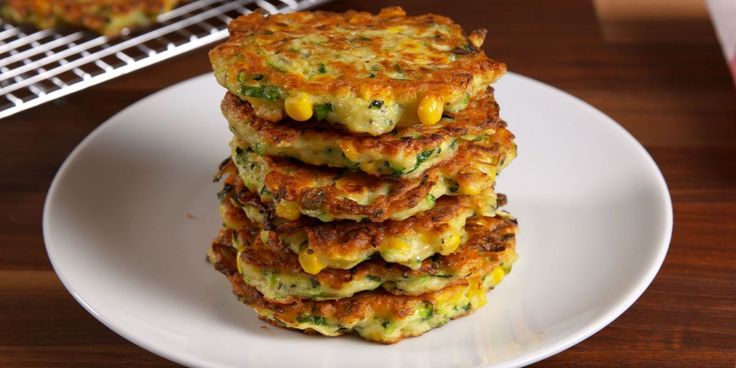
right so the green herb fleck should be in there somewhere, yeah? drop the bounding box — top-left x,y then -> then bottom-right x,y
253,143 -> 266,156
241,85 -> 282,101
407,149 -> 435,173
296,315 -> 327,326
314,103 -> 333,120
462,93 -> 471,105
383,161 -> 404,176
419,301 -> 434,321
431,273 -> 453,278
367,275 -> 381,283
252,74 -> 264,81
317,63 -> 326,74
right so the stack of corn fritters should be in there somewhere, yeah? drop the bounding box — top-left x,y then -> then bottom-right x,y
207,7 -> 518,343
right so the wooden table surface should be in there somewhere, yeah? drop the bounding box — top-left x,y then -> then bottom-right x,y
1,0 -> 734,366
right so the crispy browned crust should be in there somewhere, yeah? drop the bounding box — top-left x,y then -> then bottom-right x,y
231,272 -> 473,343
231,127 -> 515,222
220,166 -> 473,250
213,200 -> 516,303
269,131 -> 510,221
210,7 -> 505,99
211,245 -> 486,344
220,88 -> 501,162
219,163 -> 507,231
1,0 -> 180,35
209,7 -> 506,131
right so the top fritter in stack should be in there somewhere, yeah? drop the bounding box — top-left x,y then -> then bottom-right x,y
207,7 -> 518,343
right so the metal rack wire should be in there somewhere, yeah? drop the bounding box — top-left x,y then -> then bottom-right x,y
0,0 -> 331,119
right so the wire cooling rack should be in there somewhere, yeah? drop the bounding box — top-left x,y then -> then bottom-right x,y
0,0 -> 331,119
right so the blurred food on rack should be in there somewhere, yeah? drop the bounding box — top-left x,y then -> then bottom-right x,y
0,0 -> 331,120
0,0 -> 183,36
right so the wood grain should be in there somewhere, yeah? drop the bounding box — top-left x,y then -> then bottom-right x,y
1,0 -> 734,366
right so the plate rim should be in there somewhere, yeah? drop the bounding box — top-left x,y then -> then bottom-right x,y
493,73 -> 673,367
42,72 -> 673,368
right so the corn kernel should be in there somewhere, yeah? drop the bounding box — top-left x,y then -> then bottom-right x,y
441,232 -> 462,253
459,181 -> 483,196
385,236 -> 412,253
275,201 -> 301,220
490,266 -> 506,285
342,145 -> 359,161
467,276 -> 487,307
236,249 -> 244,274
417,94 -> 443,125
299,250 -> 326,275
284,93 -> 313,121
473,190 -> 497,217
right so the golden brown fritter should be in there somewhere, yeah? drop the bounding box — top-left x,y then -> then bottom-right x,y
210,235 -> 513,344
220,88 -> 502,177
210,7 -> 506,135
229,127 -> 516,222
210,202 -> 517,303
217,165 -> 511,274
1,0 -> 180,36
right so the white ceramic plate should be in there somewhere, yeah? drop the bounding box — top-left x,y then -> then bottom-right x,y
43,73 -> 672,368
